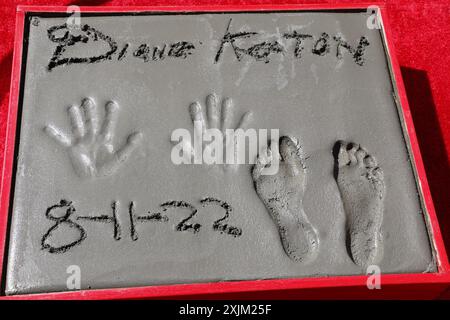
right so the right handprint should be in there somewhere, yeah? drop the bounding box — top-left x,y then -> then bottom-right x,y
171,93 -> 253,171
333,141 -> 385,268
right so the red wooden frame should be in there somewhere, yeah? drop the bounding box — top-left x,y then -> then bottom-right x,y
1,4 -> 449,300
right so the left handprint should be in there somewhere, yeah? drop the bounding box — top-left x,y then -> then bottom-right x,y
44,98 -> 143,178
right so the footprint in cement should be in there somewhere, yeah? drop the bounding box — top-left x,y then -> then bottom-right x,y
252,136 -> 319,262
333,141 -> 385,268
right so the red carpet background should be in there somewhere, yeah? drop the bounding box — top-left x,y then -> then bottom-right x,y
0,0 -> 449,267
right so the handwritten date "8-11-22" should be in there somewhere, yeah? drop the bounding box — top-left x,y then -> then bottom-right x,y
41,197 -> 242,254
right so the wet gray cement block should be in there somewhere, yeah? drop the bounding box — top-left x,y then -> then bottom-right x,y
5,11 -> 435,294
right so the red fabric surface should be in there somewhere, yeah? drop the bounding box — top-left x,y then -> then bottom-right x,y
0,0 -> 449,256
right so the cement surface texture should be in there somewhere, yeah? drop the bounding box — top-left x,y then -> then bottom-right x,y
5,11 -> 434,294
